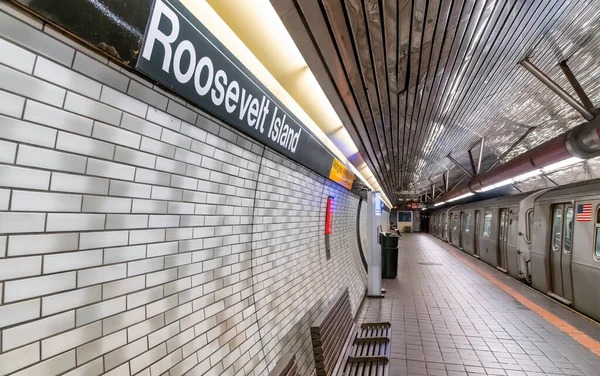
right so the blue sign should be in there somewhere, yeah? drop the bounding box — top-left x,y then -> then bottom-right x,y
374,192 -> 381,217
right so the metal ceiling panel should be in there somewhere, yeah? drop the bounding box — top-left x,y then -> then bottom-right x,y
276,0 -> 600,201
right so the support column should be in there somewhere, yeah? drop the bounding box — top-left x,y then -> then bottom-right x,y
367,191 -> 383,297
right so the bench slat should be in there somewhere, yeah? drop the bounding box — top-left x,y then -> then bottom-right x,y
360,322 -> 391,329
347,355 -> 389,363
354,336 -> 390,344
311,287 -> 391,376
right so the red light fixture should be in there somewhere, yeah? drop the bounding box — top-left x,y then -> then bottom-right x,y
325,196 -> 334,235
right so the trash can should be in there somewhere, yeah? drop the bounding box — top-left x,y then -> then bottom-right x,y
379,232 -> 399,279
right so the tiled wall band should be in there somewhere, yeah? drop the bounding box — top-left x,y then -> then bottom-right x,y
0,4 -> 367,376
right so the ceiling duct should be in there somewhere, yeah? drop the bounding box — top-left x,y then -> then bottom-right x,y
435,116 -> 600,203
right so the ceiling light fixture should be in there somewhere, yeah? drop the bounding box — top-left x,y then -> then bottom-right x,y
477,185 -> 495,193
447,192 -> 474,202
513,169 -> 542,182
541,157 -> 582,173
434,201 -> 446,207
196,0 -> 396,203
473,156 -> 583,194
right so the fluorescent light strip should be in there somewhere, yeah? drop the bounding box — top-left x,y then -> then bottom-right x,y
513,169 -> 542,182
434,201 -> 446,207
447,192 -> 474,202
474,157 -> 584,193
194,0 -> 390,200
541,157 -> 582,173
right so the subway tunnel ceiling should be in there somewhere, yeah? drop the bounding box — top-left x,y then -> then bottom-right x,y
272,0 -> 600,202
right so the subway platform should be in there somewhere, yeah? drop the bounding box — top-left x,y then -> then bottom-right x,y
357,234 -> 600,376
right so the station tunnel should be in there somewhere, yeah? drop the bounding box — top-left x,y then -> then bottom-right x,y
0,0 -> 600,375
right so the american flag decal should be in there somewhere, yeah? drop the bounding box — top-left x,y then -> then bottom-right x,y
577,204 -> 592,222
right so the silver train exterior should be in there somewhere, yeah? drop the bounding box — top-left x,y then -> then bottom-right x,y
429,181 -> 600,322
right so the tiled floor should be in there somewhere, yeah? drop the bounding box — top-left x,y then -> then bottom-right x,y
356,234 -> 600,376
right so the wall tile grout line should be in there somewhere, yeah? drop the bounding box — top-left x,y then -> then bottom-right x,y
0,4 -> 371,376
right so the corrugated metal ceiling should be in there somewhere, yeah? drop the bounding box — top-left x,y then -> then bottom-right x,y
275,0 -> 600,201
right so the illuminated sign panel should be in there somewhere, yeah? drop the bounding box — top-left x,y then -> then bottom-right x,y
325,197 -> 334,235
328,159 -> 355,190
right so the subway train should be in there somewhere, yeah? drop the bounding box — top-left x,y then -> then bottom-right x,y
429,179 -> 600,322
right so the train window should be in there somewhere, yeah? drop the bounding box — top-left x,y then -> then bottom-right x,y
552,207 -> 562,251
483,212 -> 492,237
452,215 -> 458,231
465,214 -> 472,233
564,208 -> 573,253
595,207 -> 600,258
525,209 -> 533,243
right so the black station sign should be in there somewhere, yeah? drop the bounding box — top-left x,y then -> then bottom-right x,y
137,0 -> 342,179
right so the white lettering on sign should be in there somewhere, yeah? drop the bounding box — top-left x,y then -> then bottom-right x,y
140,0 -> 302,154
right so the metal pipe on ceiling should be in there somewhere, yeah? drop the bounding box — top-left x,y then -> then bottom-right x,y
520,59 -> 594,121
434,116 -> 600,203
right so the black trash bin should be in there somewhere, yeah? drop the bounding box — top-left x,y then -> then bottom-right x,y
379,232 -> 399,279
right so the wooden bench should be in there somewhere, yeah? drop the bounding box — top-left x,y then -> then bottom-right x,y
310,288 -> 391,376
268,353 -> 299,376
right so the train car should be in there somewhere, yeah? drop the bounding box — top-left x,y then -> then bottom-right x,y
531,181 -> 600,321
430,179 -> 600,322
446,195 -> 528,278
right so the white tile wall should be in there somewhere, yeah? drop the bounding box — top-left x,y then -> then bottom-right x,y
0,5 -> 367,376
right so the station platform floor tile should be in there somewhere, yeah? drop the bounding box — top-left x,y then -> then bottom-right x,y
355,234 -> 600,376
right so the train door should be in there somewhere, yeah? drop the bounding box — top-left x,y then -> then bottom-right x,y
449,214 -> 453,243
459,212 -> 464,248
474,210 -> 480,257
442,213 -> 447,240
498,208 -> 509,271
549,204 -> 574,303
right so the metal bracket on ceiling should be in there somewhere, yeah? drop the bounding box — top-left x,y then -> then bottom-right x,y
446,154 -> 475,179
467,150 -> 477,178
558,60 -> 597,115
428,179 -> 443,198
442,172 -> 448,192
485,127 -> 536,173
543,174 -> 559,187
582,160 -> 592,181
451,175 -> 468,190
476,138 -> 484,175
423,190 -> 431,202
520,58 -> 595,121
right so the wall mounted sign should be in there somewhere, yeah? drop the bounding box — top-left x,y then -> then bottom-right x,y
137,0 -> 354,185
329,158 -> 355,190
